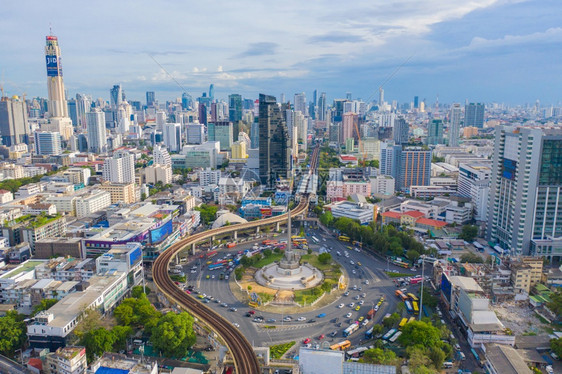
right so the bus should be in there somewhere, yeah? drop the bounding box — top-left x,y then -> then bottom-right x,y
227,242 -> 237,248
391,258 -> 410,268
405,300 -> 413,314
422,305 -> 431,317
407,293 -> 419,302
382,328 -> 397,341
365,326 -> 375,339
338,235 -> 350,242
311,236 -> 320,244
412,301 -> 420,315
330,340 -> 351,351
473,241 -> 485,253
200,250 -> 218,259
409,276 -> 423,285
398,318 -> 408,330
208,263 -> 225,271
395,290 -> 408,301
389,331 -> 402,343
343,323 -> 359,337
346,346 -> 369,358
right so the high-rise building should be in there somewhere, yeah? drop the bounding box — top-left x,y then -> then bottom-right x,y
487,126 -> 562,258
86,110 -> 107,154
0,96 -> 29,146
294,93 -> 307,116
458,163 -> 490,222
318,92 -> 327,121
449,103 -> 462,147
400,147 -> 431,191
162,123 -> 182,152
34,131 -> 62,155
103,150 -> 135,184
110,84 -> 123,109
45,34 -> 73,140
75,93 -> 91,130
414,96 -> 419,109
427,119 -> 444,145
342,112 -> 359,142
228,94 -> 242,123
378,87 -> 384,108
152,144 -> 171,166
146,91 -> 156,107
181,92 -> 192,110
186,123 -> 205,144
259,94 -> 290,187
393,117 -> 409,145
250,121 -> 259,149
380,142 -> 402,182
198,103 -> 207,125
67,99 -> 77,125
208,121 -> 233,151
209,84 -> 215,101
465,103 -> 485,128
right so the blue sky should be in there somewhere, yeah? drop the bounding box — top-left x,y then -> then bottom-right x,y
1,0 -> 561,105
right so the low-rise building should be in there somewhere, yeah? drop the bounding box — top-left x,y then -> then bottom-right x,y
88,352 -> 158,374
75,190 -> 112,218
45,346 -> 87,374
483,343 -> 532,374
144,164 -> 172,185
99,182 -> 137,204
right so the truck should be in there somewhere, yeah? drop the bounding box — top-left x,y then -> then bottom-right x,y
366,308 -> 376,320
227,242 -> 237,248
343,323 -> 359,337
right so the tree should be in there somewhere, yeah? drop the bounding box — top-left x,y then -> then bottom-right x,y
406,249 -> 420,262
458,225 -> 478,242
33,298 -> 58,315
131,285 -> 151,298
319,211 -> 334,227
0,311 -> 26,357
73,309 -> 104,339
81,328 -> 116,363
547,291 -> 562,315
363,348 -> 397,365
307,249 -> 313,255
151,312 -> 196,358
194,204 -> 219,225
112,325 -> 133,352
460,252 -> 484,264
428,346 -> 446,369
421,288 -> 438,308
399,321 -> 442,348
406,346 -> 433,373
383,313 -> 401,328
113,295 -> 161,331
318,253 -> 332,264
370,324 -> 383,338
551,337 -> 562,357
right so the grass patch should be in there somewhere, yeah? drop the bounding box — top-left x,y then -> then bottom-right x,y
258,292 -> 274,303
294,288 -> 324,305
300,254 -> 333,271
253,253 -> 283,268
384,271 -> 413,278
263,325 -> 276,329
170,275 -> 186,283
269,341 -> 295,359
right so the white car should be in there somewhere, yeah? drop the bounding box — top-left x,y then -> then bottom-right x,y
345,312 -> 352,318
349,302 -> 355,308
350,260 -> 355,265
338,303 -> 344,309
352,270 -> 356,274
365,280 -> 369,285
233,323 -> 240,328
359,300 -> 364,305
297,317 -> 306,322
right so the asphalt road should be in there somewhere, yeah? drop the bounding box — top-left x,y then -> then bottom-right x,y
180,228 -> 425,349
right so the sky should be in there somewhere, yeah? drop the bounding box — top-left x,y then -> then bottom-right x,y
1,0 -> 561,106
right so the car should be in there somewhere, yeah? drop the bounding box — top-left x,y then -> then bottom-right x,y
361,293 -> 366,298
345,312 -> 352,318
206,275 -> 210,279
185,290 -> 191,294
198,294 -> 205,299
338,303 -> 344,309
283,316 -> 292,322
266,318 -> 276,323
253,317 -> 263,322
303,338 -> 311,344
361,319 -> 369,327
352,270 -> 356,274
229,307 -> 237,312
211,275 -> 215,279
357,261 -> 362,266
308,319 -> 316,323
214,299 -> 221,303
330,331 -> 338,337
246,313 -> 252,317
344,291 -> 350,296
336,251 -> 341,256
297,317 -> 306,322
248,310 -> 255,315
359,300 -> 364,305
454,344 -> 461,351
174,281 -> 180,285
202,299 -> 209,303
233,323 -> 240,328
349,302 -> 355,308
317,313 -> 326,318
365,280 -> 369,285
221,303 -> 228,307
318,334 -> 325,340
358,316 -> 364,322
352,285 -> 357,290
336,322 -> 343,327
358,287 -> 362,291
190,270 -> 197,273
355,305 -> 361,311
354,295 -> 360,300
350,260 -> 355,265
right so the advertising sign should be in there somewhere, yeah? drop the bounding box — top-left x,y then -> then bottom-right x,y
46,55 -> 61,77
150,219 -> 173,244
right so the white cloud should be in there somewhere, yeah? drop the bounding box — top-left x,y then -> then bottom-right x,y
466,27 -> 562,49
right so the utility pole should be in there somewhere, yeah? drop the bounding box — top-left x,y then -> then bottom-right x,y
419,255 -> 425,321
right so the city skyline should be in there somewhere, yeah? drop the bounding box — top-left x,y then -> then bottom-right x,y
1,0 -> 561,104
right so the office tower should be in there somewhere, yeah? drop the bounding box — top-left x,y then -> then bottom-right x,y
45,34 -> 73,140
210,103 -> 218,122
458,163 -> 490,221
146,91 -> 156,107
228,94 -> 242,123
208,121 -> 233,151
329,123 -> 341,144
67,99 -> 77,125
34,131 -> 61,155
400,147 -> 431,191
0,96 -> 29,146
378,87 -> 384,107
465,103 -> 485,128
414,96 -> 419,109
279,93 -> 285,104
231,141 -> 247,160
86,110 -> 108,154
313,90 -> 318,107
181,92 -> 193,110
309,102 -> 316,120
209,84 -> 215,101
293,93 -> 306,116
346,92 -> 352,101
487,127 -> 562,257
155,110 -> 166,130
153,144 -> 172,166
109,84 -> 124,109
427,119 -> 444,145
333,99 -> 347,122
393,117 -> 409,145
198,103 -> 207,125
186,123 -> 205,144
259,94 -> 290,187
317,92 -> 327,121
380,113 -> 395,128
103,150 -> 135,184
380,143 -> 402,182
250,121 -> 259,149
342,112 -> 359,142
162,123 -> 182,152
449,103 -> 462,147
75,93 -> 91,130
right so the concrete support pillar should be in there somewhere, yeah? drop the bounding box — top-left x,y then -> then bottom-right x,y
192,243 -> 196,255
256,226 -> 260,233
276,222 -> 280,231
234,231 -> 238,240
175,254 -> 179,264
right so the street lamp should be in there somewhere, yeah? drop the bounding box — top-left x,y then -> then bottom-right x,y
419,255 -> 425,321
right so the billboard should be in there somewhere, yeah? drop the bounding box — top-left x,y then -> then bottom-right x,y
128,245 -> 142,267
150,219 -> 173,244
46,55 -> 61,77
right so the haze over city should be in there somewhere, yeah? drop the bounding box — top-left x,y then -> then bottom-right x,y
1,0 -> 561,104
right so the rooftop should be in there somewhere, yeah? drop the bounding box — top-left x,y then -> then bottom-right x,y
449,276 -> 484,292
0,260 -> 46,279
485,344 -> 532,374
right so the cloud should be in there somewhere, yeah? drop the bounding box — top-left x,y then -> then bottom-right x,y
466,27 -> 562,49
307,33 -> 365,44
235,42 -> 278,58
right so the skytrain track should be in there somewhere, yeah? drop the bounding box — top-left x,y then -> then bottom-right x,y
153,147 -> 319,372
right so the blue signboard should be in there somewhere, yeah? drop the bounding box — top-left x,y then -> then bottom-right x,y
150,219 -> 173,244
128,246 -> 142,266
46,55 -> 60,77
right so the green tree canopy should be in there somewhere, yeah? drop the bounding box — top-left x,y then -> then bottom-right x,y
318,252 -> 332,264
383,313 -> 401,328
113,294 -> 161,331
81,328 -> 116,363
399,321 -> 442,348
460,252 -> 484,264
0,311 -> 26,357
194,204 -> 219,225
551,337 -> 562,357
547,291 -> 562,315
362,348 -> 397,365
33,299 -> 58,315
458,225 -> 478,242
131,285 -> 151,298
151,312 -> 197,358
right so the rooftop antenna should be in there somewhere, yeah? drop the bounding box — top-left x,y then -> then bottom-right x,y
49,23 -> 53,36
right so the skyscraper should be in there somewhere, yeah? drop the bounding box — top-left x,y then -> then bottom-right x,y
259,94 -> 290,187
380,142 -> 402,182
0,96 -> 29,146
400,147 -> 431,191
34,131 -> 62,155
378,87 -> 384,108
342,112 -> 358,142
110,84 -> 123,109
146,91 -> 156,107
198,103 -> 207,126
465,103 -> 485,128
413,96 -> 419,109
487,126 -> 562,258
427,119 -> 444,145
45,34 -> 73,140
209,84 -> 215,101
86,110 -> 108,154
293,93 -> 306,116
208,121 -> 233,151
228,94 -> 242,123
393,117 -> 409,145
317,92 -> 327,121
181,92 -> 192,110
162,123 -> 182,152
449,103 -> 462,147
75,93 -> 91,130
103,150 -> 135,184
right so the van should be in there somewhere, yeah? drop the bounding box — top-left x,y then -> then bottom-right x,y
459,352 -> 466,361
442,362 -> 453,369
